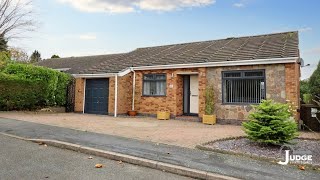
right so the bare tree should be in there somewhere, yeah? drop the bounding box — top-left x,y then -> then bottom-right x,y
0,0 -> 36,40
8,46 -> 28,62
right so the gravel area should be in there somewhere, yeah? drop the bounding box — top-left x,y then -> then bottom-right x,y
204,138 -> 320,166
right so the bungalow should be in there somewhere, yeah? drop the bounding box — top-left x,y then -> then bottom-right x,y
38,31 -> 301,123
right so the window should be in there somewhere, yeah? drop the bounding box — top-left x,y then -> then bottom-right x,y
143,74 -> 166,96
222,70 -> 266,104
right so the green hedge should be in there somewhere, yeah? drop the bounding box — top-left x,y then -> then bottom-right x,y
0,63 -> 71,110
309,61 -> 320,96
55,72 -> 71,106
0,51 -> 10,71
0,73 -> 45,110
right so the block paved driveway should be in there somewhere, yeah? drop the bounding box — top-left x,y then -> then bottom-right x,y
0,111 -> 318,148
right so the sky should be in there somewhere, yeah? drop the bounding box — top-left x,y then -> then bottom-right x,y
9,0 -> 320,80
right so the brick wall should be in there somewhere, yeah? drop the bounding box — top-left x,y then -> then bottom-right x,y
109,73 -> 133,115
285,63 -> 301,120
73,63 -> 300,121
198,68 -> 207,117
73,75 -> 132,115
133,68 -> 206,117
74,78 -> 85,112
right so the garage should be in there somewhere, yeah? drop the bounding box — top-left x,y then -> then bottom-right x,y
84,79 -> 109,115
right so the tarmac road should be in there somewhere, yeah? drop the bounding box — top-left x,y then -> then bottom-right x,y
0,134 -> 193,180
1,117 -> 319,180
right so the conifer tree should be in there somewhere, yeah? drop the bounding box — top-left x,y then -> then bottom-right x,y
242,100 -> 298,145
30,50 -> 41,63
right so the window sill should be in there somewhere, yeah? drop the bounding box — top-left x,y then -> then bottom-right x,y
142,95 -> 167,97
222,103 -> 260,106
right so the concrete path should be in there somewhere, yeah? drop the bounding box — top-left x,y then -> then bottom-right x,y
0,117 -> 319,180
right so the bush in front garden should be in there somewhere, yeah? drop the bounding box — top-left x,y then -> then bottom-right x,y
0,51 -> 11,70
242,100 -> 298,145
55,72 -> 71,106
309,60 -> 320,97
0,73 -> 46,110
0,63 -> 71,110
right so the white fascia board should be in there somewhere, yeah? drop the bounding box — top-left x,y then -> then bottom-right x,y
72,69 -> 131,78
72,57 -> 299,78
131,57 -> 299,71
72,73 -> 117,78
118,68 -> 131,76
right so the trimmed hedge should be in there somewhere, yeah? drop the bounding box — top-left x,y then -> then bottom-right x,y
0,63 -> 71,110
0,73 -> 45,110
55,72 -> 71,106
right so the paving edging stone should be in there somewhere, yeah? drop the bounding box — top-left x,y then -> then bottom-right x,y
0,132 -> 239,180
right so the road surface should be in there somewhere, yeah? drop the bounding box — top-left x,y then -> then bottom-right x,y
0,134 -> 192,180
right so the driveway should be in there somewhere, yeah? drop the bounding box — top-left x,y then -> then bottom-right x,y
0,111 -> 318,148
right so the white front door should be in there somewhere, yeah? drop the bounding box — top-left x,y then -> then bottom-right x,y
189,75 -> 199,114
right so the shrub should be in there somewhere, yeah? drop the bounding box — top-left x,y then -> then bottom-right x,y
242,100 -> 298,145
205,84 -> 215,115
303,94 -> 312,104
0,73 -> 45,110
3,63 -> 58,105
0,51 -> 11,70
0,63 -> 71,110
300,79 -> 310,98
309,60 -> 320,96
55,72 -> 71,106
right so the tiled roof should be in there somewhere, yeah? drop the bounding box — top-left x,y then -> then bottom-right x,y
38,31 -> 299,74
36,53 -> 125,74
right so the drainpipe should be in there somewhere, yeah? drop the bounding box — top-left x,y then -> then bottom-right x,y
114,75 -> 118,117
82,79 -> 86,114
131,68 -> 136,111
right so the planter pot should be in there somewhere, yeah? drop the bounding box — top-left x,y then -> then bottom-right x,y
157,111 -> 170,120
202,114 -> 216,125
127,110 -> 137,116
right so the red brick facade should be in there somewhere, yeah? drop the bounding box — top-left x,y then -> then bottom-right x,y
285,63 -> 301,120
74,78 -> 85,112
109,73 -> 133,115
133,68 -> 206,117
73,63 -> 300,121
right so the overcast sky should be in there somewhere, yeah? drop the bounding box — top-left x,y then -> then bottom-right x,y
9,0 -> 320,79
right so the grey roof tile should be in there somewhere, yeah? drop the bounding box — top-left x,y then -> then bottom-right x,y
37,31 -> 299,74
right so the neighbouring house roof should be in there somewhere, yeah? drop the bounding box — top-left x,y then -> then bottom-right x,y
37,31 -> 299,75
36,53 -> 125,74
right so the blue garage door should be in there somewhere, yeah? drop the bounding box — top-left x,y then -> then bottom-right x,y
84,79 -> 109,115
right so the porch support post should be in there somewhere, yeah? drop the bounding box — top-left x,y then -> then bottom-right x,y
132,69 -> 136,110
114,75 -> 118,117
